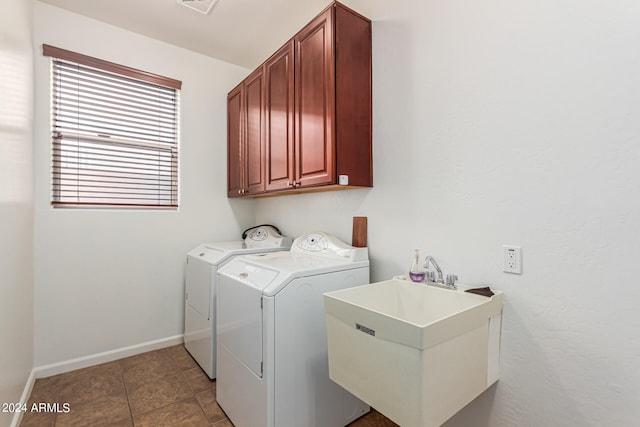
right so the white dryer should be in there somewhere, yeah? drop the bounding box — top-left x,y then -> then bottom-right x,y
216,232 -> 371,427
184,226 -> 291,379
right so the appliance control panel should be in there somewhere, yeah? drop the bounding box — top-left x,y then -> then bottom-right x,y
244,226 -> 292,249
291,232 -> 368,261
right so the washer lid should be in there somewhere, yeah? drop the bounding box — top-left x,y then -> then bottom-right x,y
187,237 -> 290,266
186,245 -> 228,265
219,255 -> 370,298
217,258 -> 280,291
218,232 -> 369,296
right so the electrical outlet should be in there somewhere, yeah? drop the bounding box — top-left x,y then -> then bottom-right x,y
503,245 -> 522,274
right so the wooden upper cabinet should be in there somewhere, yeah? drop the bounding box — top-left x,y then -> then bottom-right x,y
333,3 -> 373,188
265,41 -> 295,192
227,68 -> 265,197
294,8 -> 335,188
244,68 -> 266,195
227,83 -> 243,197
228,1 -> 372,198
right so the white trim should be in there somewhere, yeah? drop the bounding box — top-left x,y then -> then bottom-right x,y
33,334 -> 184,379
9,370 -> 36,427
10,335 -> 184,426
10,335 -> 183,426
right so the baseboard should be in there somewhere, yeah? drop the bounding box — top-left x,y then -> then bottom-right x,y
10,335 -> 184,427
9,369 -> 36,427
33,334 -> 184,379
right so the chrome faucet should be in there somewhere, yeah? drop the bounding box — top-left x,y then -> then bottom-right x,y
424,256 -> 458,290
423,256 -> 444,284
445,274 -> 458,289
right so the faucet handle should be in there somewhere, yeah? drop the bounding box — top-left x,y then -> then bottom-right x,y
445,274 -> 458,288
425,271 -> 436,282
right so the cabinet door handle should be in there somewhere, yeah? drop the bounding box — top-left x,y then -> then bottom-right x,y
287,181 -> 293,187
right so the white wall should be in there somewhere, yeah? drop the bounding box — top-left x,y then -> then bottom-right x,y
256,0 -> 640,425
27,0 -> 640,425
0,1 -> 35,426
32,2 -> 254,367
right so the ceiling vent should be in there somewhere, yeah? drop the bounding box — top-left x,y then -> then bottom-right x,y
178,0 -> 219,15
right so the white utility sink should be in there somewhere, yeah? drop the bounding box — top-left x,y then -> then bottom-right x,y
324,278 -> 503,427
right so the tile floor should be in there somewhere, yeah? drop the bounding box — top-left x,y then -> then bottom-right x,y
20,345 -> 398,427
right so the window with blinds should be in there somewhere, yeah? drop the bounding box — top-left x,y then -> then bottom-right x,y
44,45 -> 181,208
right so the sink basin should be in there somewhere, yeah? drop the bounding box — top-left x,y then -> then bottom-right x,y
323,279 -> 503,427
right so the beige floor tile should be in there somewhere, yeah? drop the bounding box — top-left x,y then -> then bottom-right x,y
159,344 -> 199,372
21,376 -> 64,427
105,418 -> 134,427
183,366 -> 215,393
120,351 -> 176,381
358,409 -> 400,427
27,376 -> 61,404
194,387 -> 226,424
133,397 -> 209,427
54,393 -> 130,427
19,410 -> 56,427
20,344 -> 395,427
125,371 -> 192,415
211,419 -> 233,427
59,371 -> 126,406
58,361 -> 122,387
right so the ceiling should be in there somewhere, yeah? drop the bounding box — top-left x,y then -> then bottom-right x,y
37,0 -> 337,69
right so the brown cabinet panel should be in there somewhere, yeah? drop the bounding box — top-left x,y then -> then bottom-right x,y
245,68 -> 265,194
334,3 -> 373,187
227,1 -> 372,198
227,84 -> 243,197
294,8 -> 335,188
227,69 -> 265,197
265,41 -> 295,191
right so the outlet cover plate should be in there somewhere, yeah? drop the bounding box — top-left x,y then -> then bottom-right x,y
503,245 -> 522,274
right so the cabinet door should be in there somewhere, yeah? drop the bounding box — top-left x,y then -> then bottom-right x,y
265,41 -> 295,191
334,3 -> 373,187
244,68 -> 265,194
227,84 -> 243,197
294,8 -> 335,188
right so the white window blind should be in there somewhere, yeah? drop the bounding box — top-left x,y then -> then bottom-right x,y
44,44 -> 181,208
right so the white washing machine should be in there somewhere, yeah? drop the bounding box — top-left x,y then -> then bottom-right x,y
184,226 -> 292,379
216,232 -> 371,427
